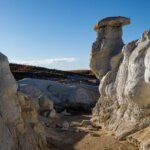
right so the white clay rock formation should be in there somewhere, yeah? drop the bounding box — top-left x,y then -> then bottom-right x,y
18,78 -> 99,113
0,52 -> 48,150
90,16 -> 150,149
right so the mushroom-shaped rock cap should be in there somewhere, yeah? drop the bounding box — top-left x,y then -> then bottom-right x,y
94,16 -> 130,31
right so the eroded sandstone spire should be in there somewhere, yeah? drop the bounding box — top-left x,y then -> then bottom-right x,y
90,16 -> 130,79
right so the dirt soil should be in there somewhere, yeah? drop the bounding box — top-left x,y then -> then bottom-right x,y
43,115 -> 138,150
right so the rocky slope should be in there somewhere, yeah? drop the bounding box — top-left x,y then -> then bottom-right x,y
90,16 -> 150,150
10,63 -> 98,85
0,52 -> 48,150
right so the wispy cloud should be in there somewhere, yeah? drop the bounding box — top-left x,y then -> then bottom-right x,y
10,57 -> 76,66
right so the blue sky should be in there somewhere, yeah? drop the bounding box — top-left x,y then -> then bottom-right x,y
0,0 -> 150,70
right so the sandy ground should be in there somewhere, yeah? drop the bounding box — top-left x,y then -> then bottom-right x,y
42,115 -> 138,150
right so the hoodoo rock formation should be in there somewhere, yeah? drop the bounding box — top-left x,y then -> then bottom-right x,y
0,52 -> 47,150
90,16 -> 150,149
90,16 -> 130,79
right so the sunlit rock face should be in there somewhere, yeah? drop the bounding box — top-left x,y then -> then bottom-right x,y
90,17 -> 150,150
0,52 -> 47,150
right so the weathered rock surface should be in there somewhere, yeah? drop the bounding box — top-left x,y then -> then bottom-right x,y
127,126 -> 150,150
90,16 -> 130,79
94,16 -> 130,31
90,17 -> 150,150
17,83 -> 55,118
18,78 -> 99,113
0,52 -> 47,150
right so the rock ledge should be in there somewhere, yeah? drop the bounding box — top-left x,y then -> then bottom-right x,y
94,16 -> 130,31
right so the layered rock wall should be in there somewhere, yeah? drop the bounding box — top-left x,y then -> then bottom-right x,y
90,17 -> 150,149
0,52 -> 47,150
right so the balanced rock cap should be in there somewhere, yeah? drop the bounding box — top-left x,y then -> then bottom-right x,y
94,16 -> 130,31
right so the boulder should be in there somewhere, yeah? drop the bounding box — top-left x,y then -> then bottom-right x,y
61,121 -> 70,131
0,52 -> 47,150
90,17 -> 150,150
18,78 -> 99,113
48,109 -> 56,118
18,83 -> 54,115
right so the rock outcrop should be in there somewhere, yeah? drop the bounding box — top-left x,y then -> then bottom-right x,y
90,17 -> 150,149
17,83 -> 56,118
0,52 -> 47,150
90,16 -> 130,79
18,78 -> 99,113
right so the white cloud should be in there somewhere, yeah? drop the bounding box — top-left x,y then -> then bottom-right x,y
10,57 -> 76,66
